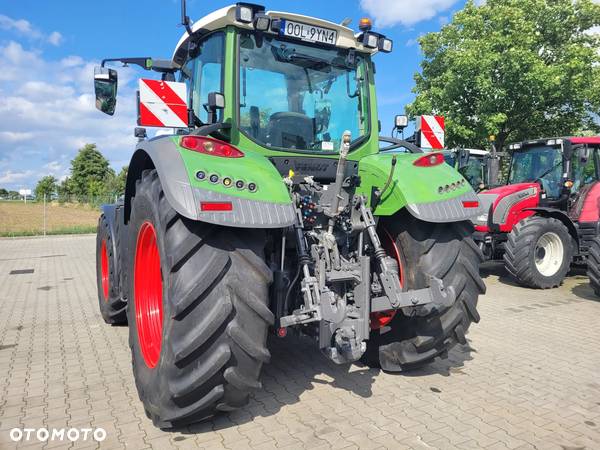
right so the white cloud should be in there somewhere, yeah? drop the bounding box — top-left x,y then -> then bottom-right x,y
0,131 -> 35,142
0,15 -> 37,35
0,170 -> 34,184
47,31 -> 63,46
0,40 -> 139,190
360,0 -> 459,27
0,14 -> 64,46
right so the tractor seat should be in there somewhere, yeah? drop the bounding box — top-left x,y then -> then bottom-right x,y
266,112 -> 314,150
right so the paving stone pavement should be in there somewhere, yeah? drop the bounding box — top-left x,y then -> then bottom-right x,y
0,235 -> 599,450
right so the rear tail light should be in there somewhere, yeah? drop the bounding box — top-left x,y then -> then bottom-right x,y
370,311 -> 397,330
462,201 -> 479,208
200,202 -> 233,212
413,152 -> 444,167
180,136 -> 244,158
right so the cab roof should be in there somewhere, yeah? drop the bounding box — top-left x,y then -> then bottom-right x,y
172,4 -> 379,66
509,136 -> 600,149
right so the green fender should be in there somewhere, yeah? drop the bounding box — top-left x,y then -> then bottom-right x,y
125,135 -> 296,228
356,152 -> 482,222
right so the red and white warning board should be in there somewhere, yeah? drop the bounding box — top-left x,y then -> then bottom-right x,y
417,115 -> 445,150
138,79 -> 188,128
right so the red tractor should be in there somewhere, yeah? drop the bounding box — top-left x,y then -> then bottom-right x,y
474,137 -> 600,288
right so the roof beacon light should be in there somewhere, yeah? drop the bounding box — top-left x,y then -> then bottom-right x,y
235,2 -> 265,24
359,18 -> 373,32
379,37 -> 393,53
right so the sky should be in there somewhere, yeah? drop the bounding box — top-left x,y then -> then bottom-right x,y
0,0 -> 475,191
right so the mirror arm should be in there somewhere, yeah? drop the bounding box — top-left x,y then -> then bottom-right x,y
101,57 -> 152,70
101,57 -> 179,73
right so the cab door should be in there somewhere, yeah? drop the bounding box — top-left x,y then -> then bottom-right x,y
569,144 -> 600,221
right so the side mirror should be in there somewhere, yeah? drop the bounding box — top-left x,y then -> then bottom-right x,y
394,114 -> 408,130
94,67 -> 118,116
204,92 -> 225,124
457,148 -> 470,169
581,146 -> 592,163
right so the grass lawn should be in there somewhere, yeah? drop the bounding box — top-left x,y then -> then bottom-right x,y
0,201 -> 99,237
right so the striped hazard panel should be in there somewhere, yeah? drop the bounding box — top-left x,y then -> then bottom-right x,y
138,79 -> 188,128
418,115 -> 445,150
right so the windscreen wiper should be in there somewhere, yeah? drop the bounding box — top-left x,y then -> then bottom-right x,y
532,161 -> 562,182
271,46 -> 350,71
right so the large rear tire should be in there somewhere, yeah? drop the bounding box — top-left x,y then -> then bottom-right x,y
127,169 -> 273,428
503,216 -> 572,289
365,213 -> 485,371
96,214 -> 127,324
587,236 -> 600,297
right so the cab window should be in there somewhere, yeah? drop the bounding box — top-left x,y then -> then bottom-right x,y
179,32 -> 224,124
571,146 -> 598,192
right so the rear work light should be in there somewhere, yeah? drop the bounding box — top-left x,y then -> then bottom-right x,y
180,136 -> 244,158
200,202 -> 233,212
462,201 -> 480,208
378,37 -> 393,53
413,152 -> 445,167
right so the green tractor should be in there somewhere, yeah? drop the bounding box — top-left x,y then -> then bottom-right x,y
94,2 -> 485,428
444,148 -> 491,191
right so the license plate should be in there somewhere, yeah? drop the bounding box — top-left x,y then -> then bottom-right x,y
280,20 -> 337,46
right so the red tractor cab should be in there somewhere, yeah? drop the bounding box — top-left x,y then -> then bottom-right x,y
474,137 -> 600,288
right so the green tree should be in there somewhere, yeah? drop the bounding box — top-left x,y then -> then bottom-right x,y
87,179 -> 108,198
34,175 -> 58,200
0,188 -> 8,198
105,166 -> 128,195
8,190 -> 19,200
69,143 -> 114,197
407,0 -> 600,151
57,177 -> 74,200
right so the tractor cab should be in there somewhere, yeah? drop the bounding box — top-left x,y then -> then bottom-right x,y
94,3 -> 398,162
444,148 -> 490,191
505,138 -> 599,209
474,136 -> 600,289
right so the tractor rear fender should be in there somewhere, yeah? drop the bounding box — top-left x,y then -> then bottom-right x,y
124,135 -> 296,228
523,207 -> 579,250
357,152 -> 481,223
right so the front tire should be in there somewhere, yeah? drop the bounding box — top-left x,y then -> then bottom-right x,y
365,213 -> 485,371
96,214 -> 127,324
127,169 -> 273,428
587,236 -> 600,297
503,216 -> 572,289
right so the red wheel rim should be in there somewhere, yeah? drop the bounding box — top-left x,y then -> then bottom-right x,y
371,226 -> 405,330
134,222 -> 163,368
100,239 -> 109,301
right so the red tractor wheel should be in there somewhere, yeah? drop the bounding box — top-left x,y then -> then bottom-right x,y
126,169 -> 273,428
133,222 -> 163,368
96,214 -> 127,324
587,236 -> 600,297
363,211 -> 485,371
504,216 -> 572,289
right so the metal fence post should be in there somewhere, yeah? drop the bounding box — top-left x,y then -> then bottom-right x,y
43,194 -> 47,237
